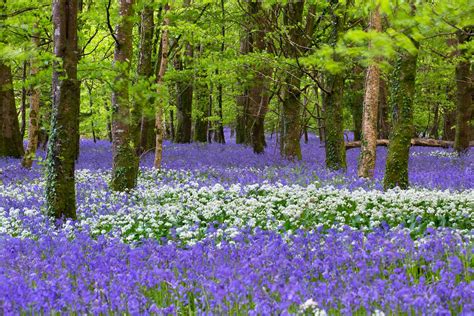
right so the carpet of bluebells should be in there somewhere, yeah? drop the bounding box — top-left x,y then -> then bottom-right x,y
0,131 -> 473,315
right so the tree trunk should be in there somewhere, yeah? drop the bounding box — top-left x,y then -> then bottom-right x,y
280,2 -> 305,160
349,70 -> 364,142
384,38 -> 419,190
442,109 -> 456,140
213,0 -> 226,144
174,45 -> 193,143
45,0 -> 79,219
454,28 -> 473,154
358,6 -> 381,178
194,80 -> 208,142
0,62 -> 24,158
154,5 -> 170,169
134,4 -> 154,155
429,101 -> 440,139
377,77 -> 390,138
110,0 -> 138,191
323,0 -> 346,170
22,30 -> 41,168
20,61 -> 27,139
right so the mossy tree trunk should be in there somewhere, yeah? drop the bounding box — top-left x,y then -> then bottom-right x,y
280,2 -> 306,160
454,28 -> 473,154
377,77 -> 390,138
0,62 -> 24,158
323,0 -> 346,170
349,66 -> 364,141
45,0 -> 80,219
383,39 -> 419,190
358,6 -> 381,178
22,28 -> 41,168
154,5 -> 170,169
174,44 -> 193,143
110,0 -> 138,191
194,79 -> 209,143
133,4 -> 154,155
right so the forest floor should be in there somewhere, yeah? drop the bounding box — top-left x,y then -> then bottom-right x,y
0,131 -> 473,314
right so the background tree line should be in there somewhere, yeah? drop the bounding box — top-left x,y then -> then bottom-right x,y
0,0 -> 472,218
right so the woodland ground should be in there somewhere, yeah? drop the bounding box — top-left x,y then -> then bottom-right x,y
0,131 -> 472,315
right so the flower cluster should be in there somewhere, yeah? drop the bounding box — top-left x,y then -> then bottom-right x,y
0,228 -> 472,315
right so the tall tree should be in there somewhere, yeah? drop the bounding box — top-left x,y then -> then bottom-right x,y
45,0 -> 80,219
0,0 -> 24,158
22,27 -> 41,168
0,62 -> 24,158
154,4 -> 170,169
280,2 -> 315,160
377,77 -> 390,138
174,44 -> 193,143
133,3 -> 154,155
323,0 -> 346,170
110,0 -> 138,191
384,34 -> 419,189
453,27 -> 473,154
358,5 -> 382,178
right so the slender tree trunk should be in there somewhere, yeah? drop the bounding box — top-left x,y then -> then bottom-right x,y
154,4 -> 170,169
384,39 -> 419,190
174,44 -> 193,143
377,77 -> 390,138
323,0 -> 346,170
429,101 -> 440,138
194,80 -> 208,142
350,68 -> 364,142
110,0 -> 138,191
20,61 -> 27,139
134,4 -> 154,155
442,109 -> 456,140
280,2 -> 305,160
45,0 -> 79,219
454,28 -> 473,154
0,62 -> 24,158
358,6 -> 381,178
22,30 -> 41,168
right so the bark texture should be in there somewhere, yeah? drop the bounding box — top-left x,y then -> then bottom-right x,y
174,46 -> 193,143
454,28 -> 473,154
384,39 -> 419,190
323,0 -> 346,170
154,5 -> 170,168
45,0 -> 80,219
0,63 -> 24,158
134,5 -> 154,154
110,0 -> 138,191
22,30 -> 41,168
358,6 -> 381,178
280,2 -> 306,160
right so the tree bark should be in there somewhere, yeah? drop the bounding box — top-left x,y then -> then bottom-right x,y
134,4 -> 154,155
280,2 -> 305,160
0,62 -> 24,158
454,28 -> 473,154
349,67 -> 364,141
174,45 -> 193,143
45,0 -> 80,219
323,0 -> 346,170
110,0 -> 138,191
358,6 -> 381,178
194,80 -> 208,143
384,37 -> 419,190
377,77 -> 390,138
22,29 -> 41,168
154,4 -> 170,169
